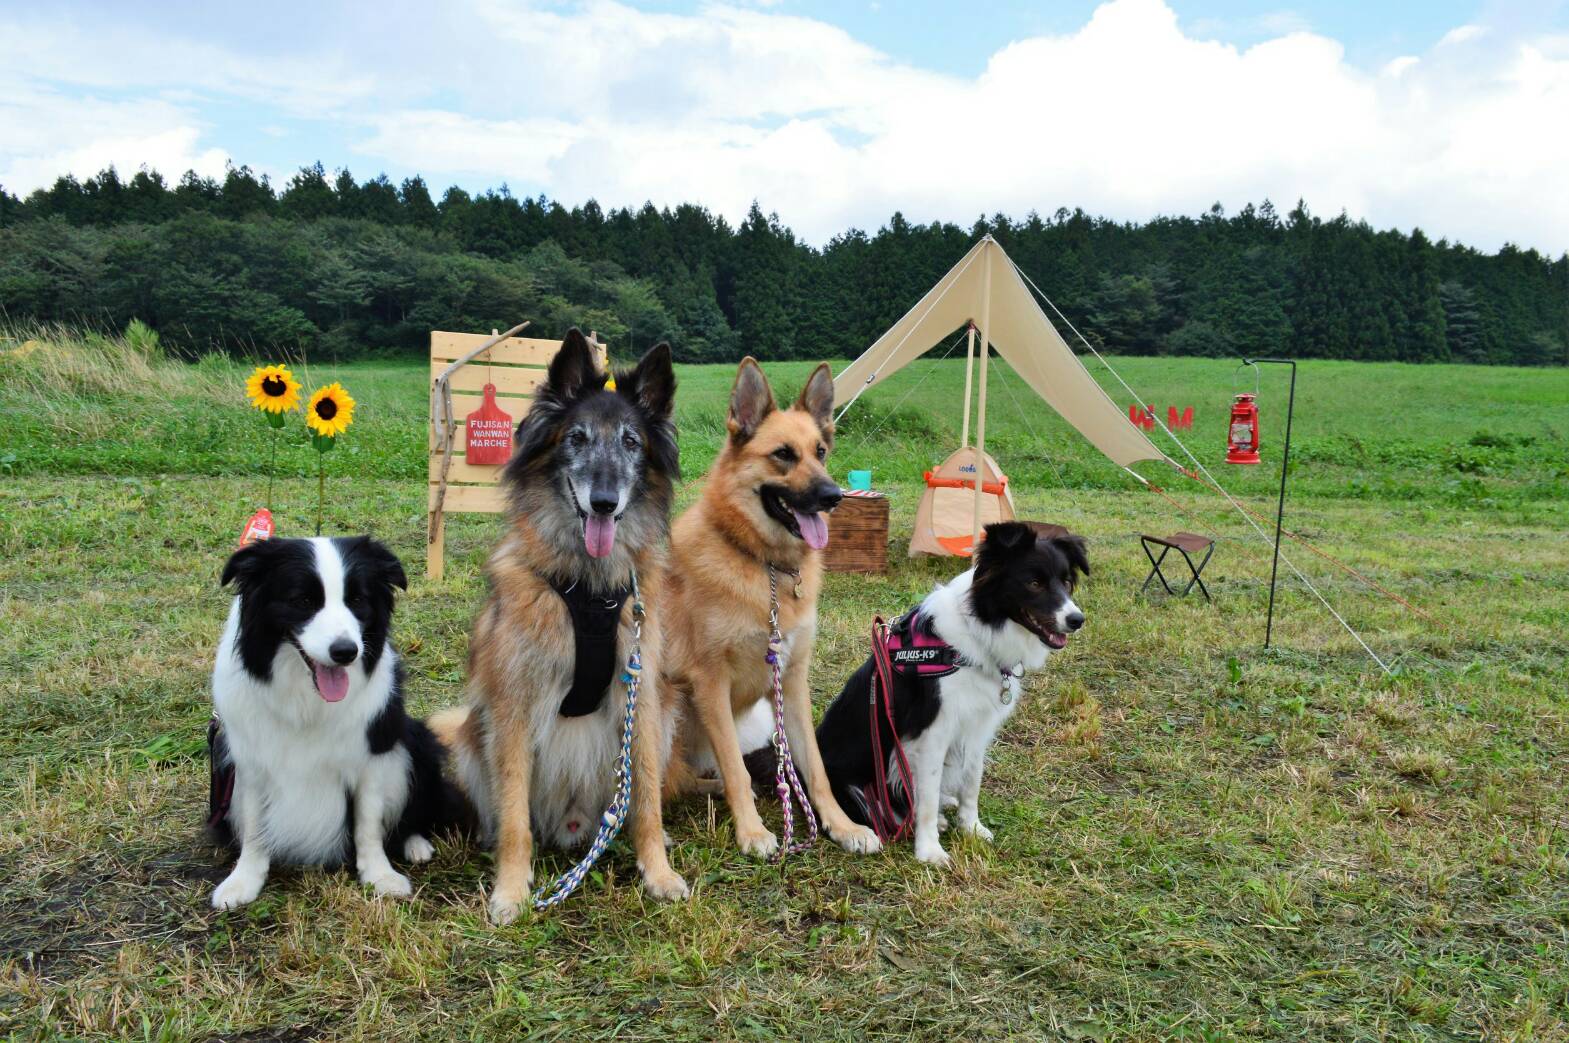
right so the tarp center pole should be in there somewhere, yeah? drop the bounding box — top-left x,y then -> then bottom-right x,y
959,322 -> 977,447
971,244 -> 994,549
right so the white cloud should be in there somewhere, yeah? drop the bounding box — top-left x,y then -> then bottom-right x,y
2,0 -> 1567,255
1438,24 -> 1488,47
0,85 -> 230,191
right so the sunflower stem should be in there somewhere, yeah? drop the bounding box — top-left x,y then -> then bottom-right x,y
316,451 -> 325,536
267,430 -> 277,512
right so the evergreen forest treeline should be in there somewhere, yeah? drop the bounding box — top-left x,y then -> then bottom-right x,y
1,163 -> 1564,366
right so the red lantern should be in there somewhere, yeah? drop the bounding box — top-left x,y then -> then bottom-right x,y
1226,393 -> 1261,465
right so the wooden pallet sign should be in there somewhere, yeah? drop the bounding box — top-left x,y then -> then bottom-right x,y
427,328 -> 607,578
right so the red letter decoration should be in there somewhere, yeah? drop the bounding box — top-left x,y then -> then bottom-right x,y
465,383 -> 514,466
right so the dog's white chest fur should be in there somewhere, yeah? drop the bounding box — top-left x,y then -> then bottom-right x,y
212,599 -> 403,864
900,571 -> 1052,865
524,680 -> 626,848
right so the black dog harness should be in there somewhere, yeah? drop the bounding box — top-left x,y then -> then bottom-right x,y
550,576 -> 632,717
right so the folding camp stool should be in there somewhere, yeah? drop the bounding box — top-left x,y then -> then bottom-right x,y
1140,532 -> 1214,601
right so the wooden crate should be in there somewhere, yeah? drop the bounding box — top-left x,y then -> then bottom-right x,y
427,330 -> 606,578
824,493 -> 889,573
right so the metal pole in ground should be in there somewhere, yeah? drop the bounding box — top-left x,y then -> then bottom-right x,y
1243,357 -> 1297,648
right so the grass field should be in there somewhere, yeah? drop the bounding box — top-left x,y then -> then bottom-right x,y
2,329 -> 1568,1040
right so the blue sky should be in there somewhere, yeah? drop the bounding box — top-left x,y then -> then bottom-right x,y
3,1 -> 1567,251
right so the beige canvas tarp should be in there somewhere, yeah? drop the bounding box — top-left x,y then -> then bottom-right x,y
832,237 -> 1165,470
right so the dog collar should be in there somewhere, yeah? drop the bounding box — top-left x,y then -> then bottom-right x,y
550,575 -> 633,717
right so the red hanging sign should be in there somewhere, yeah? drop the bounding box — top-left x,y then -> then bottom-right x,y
465,383 -> 514,466
239,507 -> 274,548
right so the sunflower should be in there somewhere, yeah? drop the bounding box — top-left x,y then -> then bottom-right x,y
305,382 -> 356,438
245,364 -> 302,414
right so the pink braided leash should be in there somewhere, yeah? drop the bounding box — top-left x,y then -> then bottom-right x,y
766,565 -> 818,860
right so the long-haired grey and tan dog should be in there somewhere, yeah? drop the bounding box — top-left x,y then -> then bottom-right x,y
432,329 -> 688,922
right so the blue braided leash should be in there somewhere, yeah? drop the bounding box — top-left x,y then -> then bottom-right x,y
532,573 -> 643,911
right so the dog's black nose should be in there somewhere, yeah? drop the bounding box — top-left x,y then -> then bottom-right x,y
1065,611 -> 1085,632
589,492 -> 619,516
328,639 -> 359,665
815,482 -> 843,512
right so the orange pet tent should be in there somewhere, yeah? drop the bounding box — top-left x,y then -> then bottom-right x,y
832,236 -> 1165,557
914,447 -> 1015,555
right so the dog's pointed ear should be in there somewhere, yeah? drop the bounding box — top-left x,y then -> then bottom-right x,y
1052,534 -> 1091,583
794,363 -> 836,436
981,521 -> 1036,554
546,328 -> 605,401
728,357 -> 775,443
620,342 -> 675,420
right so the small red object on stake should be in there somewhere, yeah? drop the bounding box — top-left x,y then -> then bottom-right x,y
1226,393 -> 1261,464
465,383 -> 513,466
239,507 -> 274,547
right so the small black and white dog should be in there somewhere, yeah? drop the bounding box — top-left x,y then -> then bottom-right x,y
207,536 -> 463,909
816,521 -> 1088,867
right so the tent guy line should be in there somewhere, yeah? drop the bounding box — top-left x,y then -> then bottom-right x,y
1003,254 -> 1395,674
832,235 -> 1398,674
850,328 -> 969,447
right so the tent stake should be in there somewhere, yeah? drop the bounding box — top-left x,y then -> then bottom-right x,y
959,322 -> 977,447
971,241 -> 994,550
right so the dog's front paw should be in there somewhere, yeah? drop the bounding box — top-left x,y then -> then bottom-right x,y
363,868 -> 413,898
830,822 -> 883,855
914,841 -> 951,868
736,823 -> 779,859
958,820 -> 994,843
403,834 -> 436,863
211,868 -> 265,910
488,889 -> 527,926
487,861 -> 535,925
641,867 -> 691,901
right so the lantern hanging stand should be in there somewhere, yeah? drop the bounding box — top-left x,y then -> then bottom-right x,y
1237,356 -> 1297,649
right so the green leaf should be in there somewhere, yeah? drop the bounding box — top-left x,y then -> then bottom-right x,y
265,410 -> 286,429
312,433 -> 336,453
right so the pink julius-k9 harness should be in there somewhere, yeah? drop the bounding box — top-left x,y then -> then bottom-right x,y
863,610 -> 957,843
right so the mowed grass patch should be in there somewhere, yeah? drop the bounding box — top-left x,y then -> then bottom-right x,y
2,336 -> 1568,1039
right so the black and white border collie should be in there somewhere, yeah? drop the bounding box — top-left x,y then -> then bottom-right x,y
207,536 -> 463,909
816,521 -> 1089,866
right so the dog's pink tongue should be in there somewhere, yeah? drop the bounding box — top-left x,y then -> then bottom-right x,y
793,509 -> 829,550
314,663 -> 350,703
584,514 -> 617,558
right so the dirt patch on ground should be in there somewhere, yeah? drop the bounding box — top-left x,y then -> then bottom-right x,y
0,844 -> 219,977
198,1025 -> 326,1043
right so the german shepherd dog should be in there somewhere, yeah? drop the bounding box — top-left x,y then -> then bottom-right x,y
432,330 -> 688,923
660,359 -> 882,858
